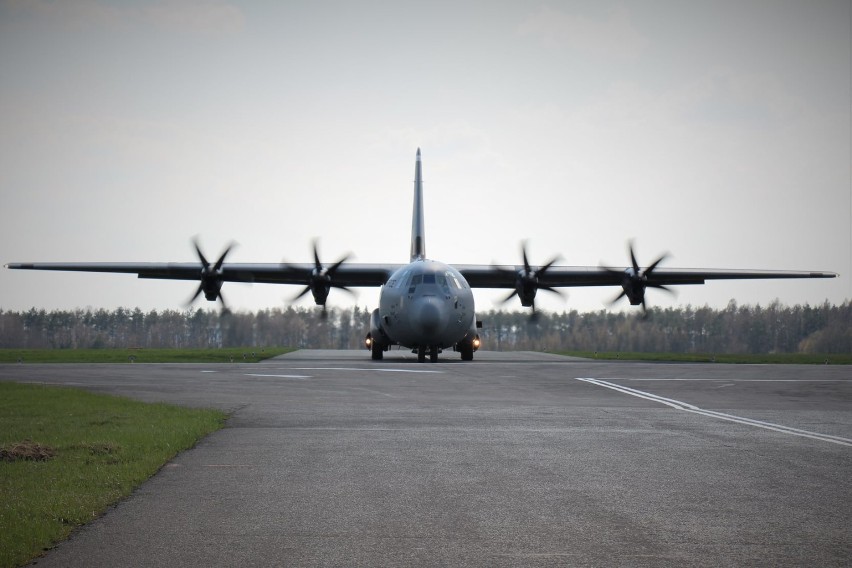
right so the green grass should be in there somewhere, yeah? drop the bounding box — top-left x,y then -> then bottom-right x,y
0,347 -> 296,364
0,382 -> 226,568
552,350 -> 852,364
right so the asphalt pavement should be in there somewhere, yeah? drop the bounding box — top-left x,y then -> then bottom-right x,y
2,349 -> 850,567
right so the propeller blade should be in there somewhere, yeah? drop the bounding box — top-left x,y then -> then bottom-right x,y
186,283 -> 205,306
521,242 -> 531,274
312,240 -> 322,271
529,301 -> 541,321
193,239 -> 210,270
213,243 -> 235,272
499,290 -> 519,304
330,283 -> 356,296
537,255 -> 562,276
327,253 -> 352,276
609,290 -> 627,305
291,286 -> 312,301
628,241 -> 640,274
539,286 -> 566,300
644,253 -> 668,276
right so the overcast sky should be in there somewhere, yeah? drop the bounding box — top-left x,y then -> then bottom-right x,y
1,0 -> 849,315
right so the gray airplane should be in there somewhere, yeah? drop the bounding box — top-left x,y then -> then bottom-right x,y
5,149 -> 837,362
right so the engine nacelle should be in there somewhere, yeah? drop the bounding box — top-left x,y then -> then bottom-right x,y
620,272 -> 647,306
200,272 -> 224,301
621,281 -> 645,306
515,272 -> 539,307
310,279 -> 331,305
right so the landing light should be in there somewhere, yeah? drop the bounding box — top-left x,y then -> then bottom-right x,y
365,334 -> 373,348
473,336 -> 481,349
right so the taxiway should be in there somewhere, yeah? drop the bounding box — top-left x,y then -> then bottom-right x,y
2,350 -> 850,566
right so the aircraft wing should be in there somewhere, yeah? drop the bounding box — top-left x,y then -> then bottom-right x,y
5,260 -> 836,314
457,265 -> 838,289
458,262 -> 836,312
6,262 -> 836,288
4,262 -> 396,287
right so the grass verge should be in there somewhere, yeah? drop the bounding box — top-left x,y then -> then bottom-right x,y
0,347 -> 295,364
0,382 -> 226,568
553,351 -> 852,364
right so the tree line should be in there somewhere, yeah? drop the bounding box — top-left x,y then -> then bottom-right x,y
0,300 -> 848,354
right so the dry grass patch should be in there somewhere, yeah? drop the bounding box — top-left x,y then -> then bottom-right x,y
0,440 -> 56,463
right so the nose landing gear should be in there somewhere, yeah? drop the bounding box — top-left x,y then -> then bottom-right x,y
416,345 -> 440,363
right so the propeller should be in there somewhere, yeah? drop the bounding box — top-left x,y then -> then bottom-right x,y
286,240 -> 354,316
602,240 -> 672,316
186,238 -> 235,313
497,241 -> 564,316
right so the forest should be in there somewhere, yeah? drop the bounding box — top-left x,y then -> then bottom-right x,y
0,300 -> 848,354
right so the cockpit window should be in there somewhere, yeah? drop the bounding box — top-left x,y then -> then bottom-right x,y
388,270 -> 410,289
435,273 -> 450,294
408,274 -> 422,294
445,272 -> 462,289
406,270 -> 463,294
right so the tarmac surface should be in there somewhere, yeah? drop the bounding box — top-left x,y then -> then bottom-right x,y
2,349 -> 850,567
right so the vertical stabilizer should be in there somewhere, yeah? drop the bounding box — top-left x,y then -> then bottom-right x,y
410,148 -> 426,261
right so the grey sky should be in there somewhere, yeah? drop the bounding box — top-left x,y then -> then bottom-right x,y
1,0 -> 849,314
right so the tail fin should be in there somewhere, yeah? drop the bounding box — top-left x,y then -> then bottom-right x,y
410,148 -> 426,261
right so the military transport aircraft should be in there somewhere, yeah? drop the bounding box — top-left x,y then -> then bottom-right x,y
5,149 -> 837,362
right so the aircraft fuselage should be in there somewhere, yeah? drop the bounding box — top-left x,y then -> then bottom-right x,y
369,259 -> 479,360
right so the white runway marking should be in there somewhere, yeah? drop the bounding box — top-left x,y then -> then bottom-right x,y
577,377 -> 852,447
245,373 -> 311,380
622,378 -> 849,382
283,367 -> 443,374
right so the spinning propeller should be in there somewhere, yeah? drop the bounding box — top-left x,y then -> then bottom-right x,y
286,240 -> 354,317
602,240 -> 673,315
186,238 -> 235,313
498,242 -> 564,316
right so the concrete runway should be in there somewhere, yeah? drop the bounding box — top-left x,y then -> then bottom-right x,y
2,350 -> 850,567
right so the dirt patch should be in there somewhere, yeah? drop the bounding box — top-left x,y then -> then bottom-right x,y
0,440 -> 57,462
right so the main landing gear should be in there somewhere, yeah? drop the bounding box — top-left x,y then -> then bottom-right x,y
366,333 -> 384,360
371,341 -> 384,360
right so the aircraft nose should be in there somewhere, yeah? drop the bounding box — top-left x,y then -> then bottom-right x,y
414,297 -> 446,337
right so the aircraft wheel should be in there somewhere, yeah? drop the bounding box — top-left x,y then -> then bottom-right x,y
417,346 -> 426,363
430,347 -> 439,363
371,342 -> 383,360
460,344 -> 473,361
